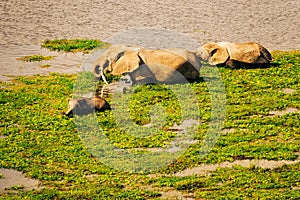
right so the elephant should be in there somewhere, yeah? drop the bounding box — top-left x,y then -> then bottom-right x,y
65,96 -> 111,117
92,44 -> 143,83
195,42 -> 272,68
92,45 -> 201,84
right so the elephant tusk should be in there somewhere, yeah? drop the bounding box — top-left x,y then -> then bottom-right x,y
99,66 -> 108,98
100,67 -> 109,85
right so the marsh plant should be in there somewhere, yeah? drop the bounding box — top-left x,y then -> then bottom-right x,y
16,55 -> 54,62
41,39 -> 111,53
0,50 -> 299,199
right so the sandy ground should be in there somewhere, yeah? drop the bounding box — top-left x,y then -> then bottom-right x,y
0,0 -> 300,81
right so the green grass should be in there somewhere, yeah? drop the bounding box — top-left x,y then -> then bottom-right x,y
0,50 -> 299,199
152,164 -> 300,199
16,55 -> 54,62
41,39 -> 111,53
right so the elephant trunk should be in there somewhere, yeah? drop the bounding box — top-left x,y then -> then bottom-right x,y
194,47 -> 209,61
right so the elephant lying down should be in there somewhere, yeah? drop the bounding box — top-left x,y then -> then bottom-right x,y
195,42 -> 272,68
92,45 -> 202,84
65,97 -> 111,117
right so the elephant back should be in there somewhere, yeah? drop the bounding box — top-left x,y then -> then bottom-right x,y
138,49 -> 200,82
225,42 -> 272,64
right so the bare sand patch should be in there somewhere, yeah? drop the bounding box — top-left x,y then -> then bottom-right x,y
269,107 -> 300,117
222,128 -> 248,134
280,88 -> 297,94
249,107 -> 300,119
160,189 -> 195,200
174,157 -> 300,177
222,128 -> 236,134
0,168 -> 42,193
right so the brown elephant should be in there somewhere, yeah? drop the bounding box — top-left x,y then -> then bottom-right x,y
65,96 -> 111,117
92,45 -> 201,84
92,44 -> 143,83
195,42 -> 272,68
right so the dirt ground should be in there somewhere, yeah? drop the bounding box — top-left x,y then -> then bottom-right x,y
0,0 -> 299,81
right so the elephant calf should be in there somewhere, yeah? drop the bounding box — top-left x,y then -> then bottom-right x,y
195,42 -> 272,68
92,45 -> 201,84
65,96 -> 111,117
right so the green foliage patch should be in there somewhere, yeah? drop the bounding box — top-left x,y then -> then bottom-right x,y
0,50 -> 299,199
16,55 -> 54,62
152,163 -> 300,199
41,39 -> 111,53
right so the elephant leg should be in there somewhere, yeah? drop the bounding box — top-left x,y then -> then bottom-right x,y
128,64 -> 158,84
176,61 -> 200,82
225,59 -> 240,69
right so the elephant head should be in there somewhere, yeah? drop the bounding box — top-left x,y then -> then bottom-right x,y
65,96 -> 111,117
92,44 -> 143,83
92,45 -> 201,84
194,42 -> 272,68
195,43 -> 229,65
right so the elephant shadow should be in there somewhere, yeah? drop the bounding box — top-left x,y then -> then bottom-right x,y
216,60 -> 278,69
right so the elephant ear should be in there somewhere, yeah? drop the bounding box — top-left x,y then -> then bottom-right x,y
92,56 -> 110,78
109,50 -> 141,75
92,44 -> 142,77
225,42 -> 272,63
203,43 -> 229,65
258,43 -> 272,62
